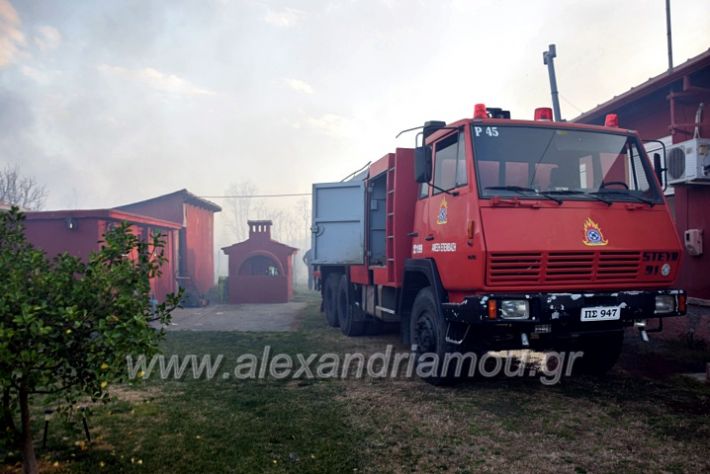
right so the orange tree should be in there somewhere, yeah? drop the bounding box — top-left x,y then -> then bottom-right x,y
0,208 -> 181,474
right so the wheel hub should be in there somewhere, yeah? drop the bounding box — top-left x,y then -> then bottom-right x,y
415,314 -> 436,353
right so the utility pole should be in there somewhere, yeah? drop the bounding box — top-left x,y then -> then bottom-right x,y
542,44 -> 562,121
666,0 -> 673,70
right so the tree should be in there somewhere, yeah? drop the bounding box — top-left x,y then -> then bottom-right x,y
297,197 -> 311,246
0,165 -> 47,210
0,208 -> 181,474
224,180 -> 260,242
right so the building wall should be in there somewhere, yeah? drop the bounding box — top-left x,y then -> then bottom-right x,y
673,185 -> 710,298
184,203 -> 215,295
118,195 -> 184,225
229,275 -> 290,304
617,88 -> 671,140
23,216 -> 178,301
118,195 -> 217,295
147,226 -> 179,301
24,217 -> 102,262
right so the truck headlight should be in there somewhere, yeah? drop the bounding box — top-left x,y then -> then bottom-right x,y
654,295 -> 676,314
499,300 -> 530,319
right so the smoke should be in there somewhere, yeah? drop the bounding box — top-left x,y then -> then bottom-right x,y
1,0 -> 709,214
0,88 -> 32,135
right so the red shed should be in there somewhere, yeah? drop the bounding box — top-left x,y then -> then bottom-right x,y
574,48 -> 710,301
22,209 -> 180,301
222,220 -> 298,304
116,189 -> 222,299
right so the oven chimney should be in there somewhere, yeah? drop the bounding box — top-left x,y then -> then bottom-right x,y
248,220 -> 273,240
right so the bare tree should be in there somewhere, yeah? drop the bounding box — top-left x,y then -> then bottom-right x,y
0,165 -> 46,210
224,180 -> 307,244
297,197 -> 311,248
224,180 -> 260,242
271,209 -> 296,244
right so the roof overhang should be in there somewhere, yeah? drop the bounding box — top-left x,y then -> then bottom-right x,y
24,209 -> 182,229
573,48 -> 710,124
116,188 -> 222,213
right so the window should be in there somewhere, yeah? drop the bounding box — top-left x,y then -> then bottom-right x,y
628,147 -> 651,192
418,181 -> 429,198
433,131 -> 467,194
474,126 -> 662,203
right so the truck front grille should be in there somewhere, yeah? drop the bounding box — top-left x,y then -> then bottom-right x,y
488,253 -> 542,283
488,251 -> 641,286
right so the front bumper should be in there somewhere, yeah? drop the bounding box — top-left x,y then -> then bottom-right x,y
442,289 -> 687,331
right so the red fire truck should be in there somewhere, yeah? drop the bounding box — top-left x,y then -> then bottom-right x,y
311,104 -> 687,380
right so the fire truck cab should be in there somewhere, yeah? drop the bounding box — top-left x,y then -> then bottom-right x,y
311,105 -> 687,379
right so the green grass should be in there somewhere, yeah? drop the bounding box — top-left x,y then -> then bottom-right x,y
3,291 -> 710,473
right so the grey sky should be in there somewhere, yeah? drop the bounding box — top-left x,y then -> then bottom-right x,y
1,0 -> 709,213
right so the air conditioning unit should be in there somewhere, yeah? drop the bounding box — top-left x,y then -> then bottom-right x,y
666,138 -> 710,185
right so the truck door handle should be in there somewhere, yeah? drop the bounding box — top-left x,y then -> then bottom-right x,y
424,234 -> 435,241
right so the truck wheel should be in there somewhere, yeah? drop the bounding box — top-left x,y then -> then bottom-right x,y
410,287 -> 458,385
337,275 -> 365,336
569,331 -> 624,375
323,274 -> 340,327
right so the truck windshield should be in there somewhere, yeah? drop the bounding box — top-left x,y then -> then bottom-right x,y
472,125 -> 662,204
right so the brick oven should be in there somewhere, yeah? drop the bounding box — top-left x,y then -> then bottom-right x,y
222,220 -> 297,304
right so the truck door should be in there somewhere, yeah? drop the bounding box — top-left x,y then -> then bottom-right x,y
311,181 -> 366,265
425,130 -> 472,290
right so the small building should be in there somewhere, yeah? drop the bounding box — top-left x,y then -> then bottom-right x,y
574,48 -> 710,342
116,189 -> 222,300
574,48 -> 710,301
222,220 -> 298,304
22,209 -> 181,301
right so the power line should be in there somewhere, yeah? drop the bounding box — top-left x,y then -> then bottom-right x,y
200,192 -> 311,199
559,93 -> 584,114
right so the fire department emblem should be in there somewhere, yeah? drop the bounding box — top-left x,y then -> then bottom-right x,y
582,218 -> 608,246
437,197 -> 448,225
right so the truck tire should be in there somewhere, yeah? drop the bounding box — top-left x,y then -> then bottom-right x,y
568,331 -> 624,376
323,274 -> 340,327
410,287 -> 458,385
337,274 -> 365,336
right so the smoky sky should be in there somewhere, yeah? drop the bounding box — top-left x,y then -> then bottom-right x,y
1,0 -> 709,214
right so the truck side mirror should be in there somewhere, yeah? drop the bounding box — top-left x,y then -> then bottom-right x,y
653,152 -> 666,190
414,146 -> 432,183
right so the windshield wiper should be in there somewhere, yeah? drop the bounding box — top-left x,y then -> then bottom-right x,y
591,189 -> 656,207
545,189 -> 613,206
429,183 -> 459,196
485,186 -> 562,205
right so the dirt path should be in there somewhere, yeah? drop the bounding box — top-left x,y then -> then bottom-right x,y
163,302 -> 307,332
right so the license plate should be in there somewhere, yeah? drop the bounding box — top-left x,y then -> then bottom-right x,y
580,305 -> 621,322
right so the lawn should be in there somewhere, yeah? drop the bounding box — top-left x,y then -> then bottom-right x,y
3,292 -> 710,473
